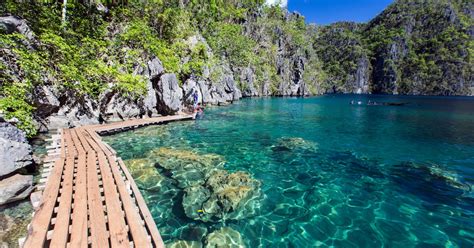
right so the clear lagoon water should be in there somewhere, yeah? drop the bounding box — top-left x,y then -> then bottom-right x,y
103,95 -> 474,247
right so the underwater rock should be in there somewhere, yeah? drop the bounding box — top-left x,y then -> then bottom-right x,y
182,170 -> 261,222
149,148 -> 225,188
124,159 -> 164,191
272,137 -> 318,153
177,224 -> 208,242
205,227 -> 245,248
167,240 -> 203,248
390,162 -> 472,208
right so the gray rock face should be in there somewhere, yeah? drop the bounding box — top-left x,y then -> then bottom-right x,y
46,93 -> 100,129
156,73 -> 183,115
182,79 -> 202,106
147,57 -> 164,79
100,90 -> 143,122
0,16 -> 37,48
33,85 -> 60,118
0,122 -> 27,143
0,174 -> 33,206
0,123 -> 32,177
239,67 -> 258,97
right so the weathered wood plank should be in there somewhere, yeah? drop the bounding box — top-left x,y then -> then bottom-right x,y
50,156 -> 75,247
69,153 -> 88,248
118,158 -> 165,248
23,130 -> 67,248
86,151 -> 109,247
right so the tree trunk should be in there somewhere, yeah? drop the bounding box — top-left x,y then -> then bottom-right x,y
61,0 -> 67,29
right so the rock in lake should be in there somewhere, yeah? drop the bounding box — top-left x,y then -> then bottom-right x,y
272,137 -> 318,153
205,227 -> 245,248
149,148 -> 225,188
182,170 -> 261,222
124,159 -> 164,191
0,174 -> 33,206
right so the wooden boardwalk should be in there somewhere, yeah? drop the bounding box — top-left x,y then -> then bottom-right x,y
24,114 -> 194,248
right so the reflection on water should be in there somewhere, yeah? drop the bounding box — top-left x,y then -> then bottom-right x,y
104,95 -> 474,247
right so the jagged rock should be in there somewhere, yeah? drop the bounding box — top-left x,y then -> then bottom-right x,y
182,169 -> 261,222
198,80 -> 214,105
99,90 -> 143,122
0,174 -> 33,206
0,16 -> 37,48
239,67 -> 258,97
47,93 -> 99,129
156,73 -> 183,115
0,123 -> 33,177
0,122 -> 27,143
182,79 -> 202,106
32,85 -> 60,119
205,227 -> 245,248
148,57 -> 164,79
168,240 -> 203,248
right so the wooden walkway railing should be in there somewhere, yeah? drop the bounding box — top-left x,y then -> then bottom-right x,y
23,114 -> 194,247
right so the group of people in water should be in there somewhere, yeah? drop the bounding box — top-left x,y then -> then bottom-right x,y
350,99 -> 406,106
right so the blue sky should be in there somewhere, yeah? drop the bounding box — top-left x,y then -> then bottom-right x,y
285,0 -> 394,25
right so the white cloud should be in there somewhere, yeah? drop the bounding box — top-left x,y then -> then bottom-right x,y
266,0 -> 288,7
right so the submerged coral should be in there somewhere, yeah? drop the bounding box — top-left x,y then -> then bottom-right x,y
149,148 -> 225,188
167,240 -> 203,248
183,169 -> 261,222
271,137 -> 318,153
205,227 -> 245,248
124,158 -> 165,191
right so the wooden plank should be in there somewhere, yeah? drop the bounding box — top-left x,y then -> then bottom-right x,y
106,155 -> 151,247
86,151 -> 110,247
85,129 -> 150,246
23,131 -> 68,248
83,131 -> 130,247
97,151 -> 130,247
118,158 -> 165,248
69,153 -> 88,248
50,156 -> 75,247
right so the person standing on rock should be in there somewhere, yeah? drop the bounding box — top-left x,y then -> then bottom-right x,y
193,90 -> 199,110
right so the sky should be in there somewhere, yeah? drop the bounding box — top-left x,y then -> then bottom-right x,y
267,0 -> 394,25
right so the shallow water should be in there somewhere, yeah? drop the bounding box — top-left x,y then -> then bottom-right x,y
104,95 -> 474,247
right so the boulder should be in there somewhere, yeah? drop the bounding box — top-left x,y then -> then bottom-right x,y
205,227 -> 245,248
0,122 -> 27,143
0,174 -> 33,206
0,123 -> 33,177
156,73 -> 183,115
0,16 -> 37,48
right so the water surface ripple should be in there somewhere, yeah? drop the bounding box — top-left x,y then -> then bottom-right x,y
104,95 -> 474,247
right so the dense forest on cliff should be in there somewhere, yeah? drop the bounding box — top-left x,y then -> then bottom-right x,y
0,0 -> 473,136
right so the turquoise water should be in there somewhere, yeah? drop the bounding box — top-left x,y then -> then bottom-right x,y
104,95 -> 474,247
